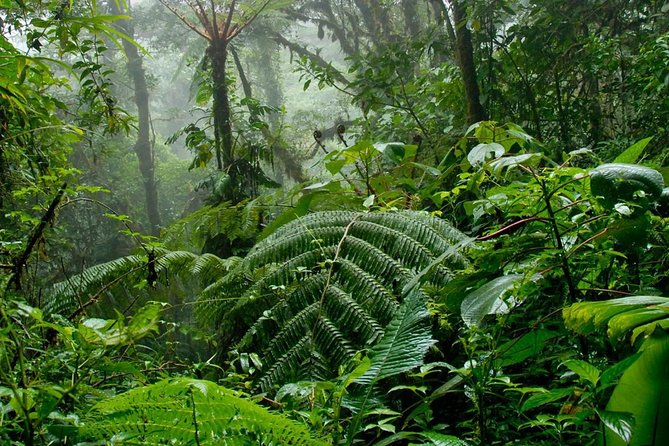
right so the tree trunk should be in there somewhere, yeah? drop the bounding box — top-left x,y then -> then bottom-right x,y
209,39 -> 234,172
451,0 -> 487,124
428,0 -> 453,65
401,0 -> 420,37
230,47 -> 306,184
111,1 -> 161,235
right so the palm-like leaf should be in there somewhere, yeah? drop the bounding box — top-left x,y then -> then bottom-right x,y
563,295 -> 669,344
344,289 -> 435,440
44,249 -> 237,316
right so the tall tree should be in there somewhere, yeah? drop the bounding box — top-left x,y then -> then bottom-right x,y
449,0 -> 487,124
157,0 -> 277,179
109,0 -> 161,235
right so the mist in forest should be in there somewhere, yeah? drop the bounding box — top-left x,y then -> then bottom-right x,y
3,2 -> 669,444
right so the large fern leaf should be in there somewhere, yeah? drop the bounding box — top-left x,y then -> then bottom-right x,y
563,295 -> 669,345
80,378 -> 328,445
196,210 -> 470,390
44,249 -> 236,317
343,289 -> 435,440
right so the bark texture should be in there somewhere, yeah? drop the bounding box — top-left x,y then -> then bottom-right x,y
451,0 -> 487,124
111,2 -> 161,234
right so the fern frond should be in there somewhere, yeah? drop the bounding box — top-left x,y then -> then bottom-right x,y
161,201 -> 260,252
45,249 -> 232,317
197,210 -> 469,390
45,254 -> 144,315
80,378 -> 328,445
345,289 -> 435,439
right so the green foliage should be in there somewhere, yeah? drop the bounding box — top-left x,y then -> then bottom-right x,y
603,329 -> 669,446
460,274 -> 523,327
196,210 -> 470,390
0,0 -> 139,294
590,163 -> 665,211
3,0 -> 669,443
427,121 -> 668,444
345,289 -> 434,439
162,200 -> 262,253
564,295 -> 669,346
44,248 -> 238,317
0,297 -> 165,445
80,378 -> 329,445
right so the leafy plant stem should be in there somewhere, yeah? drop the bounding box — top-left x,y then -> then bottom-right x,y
529,169 -> 579,305
566,228 -> 609,258
0,306 -> 34,445
189,386 -> 202,446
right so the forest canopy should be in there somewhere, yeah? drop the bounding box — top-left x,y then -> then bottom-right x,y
1,0 -> 668,445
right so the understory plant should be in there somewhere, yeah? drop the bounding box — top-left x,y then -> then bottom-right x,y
431,122 -> 668,444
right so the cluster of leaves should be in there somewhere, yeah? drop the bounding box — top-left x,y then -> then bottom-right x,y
4,1 -> 669,445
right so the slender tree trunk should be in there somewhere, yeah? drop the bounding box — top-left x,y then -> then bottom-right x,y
451,0 -> 487,124
110,1 -> 161,234
401,0 -> 420,37
230,47 -> 306,183
209,39 -> 234,172
429,0 -> 452,65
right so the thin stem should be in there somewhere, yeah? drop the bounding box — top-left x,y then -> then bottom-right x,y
189,386 -> 202,446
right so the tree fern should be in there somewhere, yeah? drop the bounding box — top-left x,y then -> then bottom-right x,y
161,200 -> 261,252
196,210 -> 470,391
80,378 -> 328,445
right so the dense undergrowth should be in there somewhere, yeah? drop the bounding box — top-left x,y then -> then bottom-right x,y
2,1 -> 669,445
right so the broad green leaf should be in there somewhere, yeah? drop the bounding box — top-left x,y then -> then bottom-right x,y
489,153 -> 541,176
521,388 -> 574,412
428,375 -> 464,402
497,329 -> 558,367
363,194 -> 375,208
604,329 -> 669,445
325,158 -> 346,175
597,410 -> 634,444
606,306 -> 669,344
303,181 -> 331,190
378,142 -> 407,163
613,137 -> 652,163
460,274 -> 522,327
561,359 -> 600,386
411,162 -> 441,176
563,295 -> 669,342
467,142 -> 505,166
600,353 -> 641,387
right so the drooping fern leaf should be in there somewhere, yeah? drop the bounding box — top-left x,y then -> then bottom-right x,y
344,289 -> 434,439
44,249 -> 237,317
80,378 -> 328,445
196,210 -> 470,391
563,295 -> 669,345
161,200 -> 261,252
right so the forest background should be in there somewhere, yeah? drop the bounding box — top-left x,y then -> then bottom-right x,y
1,0 -> 669,445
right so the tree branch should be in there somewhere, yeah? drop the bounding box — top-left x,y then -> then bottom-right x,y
8,183 -> 67,291
158,0 -> 210,40
222,0 -> 237,40
272,33 -> 349,86
228,0 -> 272,40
